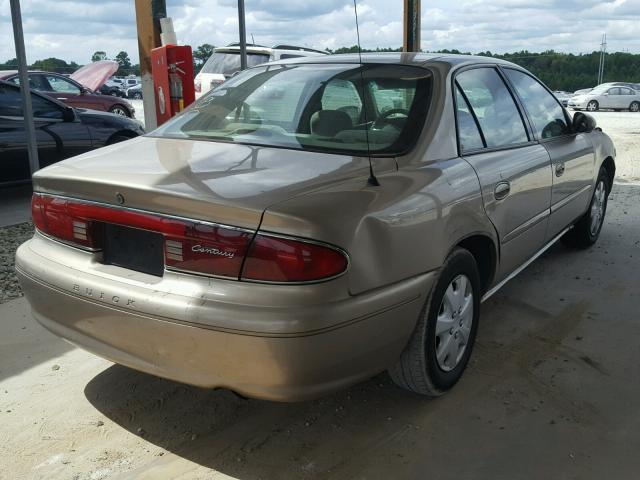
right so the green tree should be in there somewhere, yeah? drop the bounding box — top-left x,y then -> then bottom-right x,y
91,51 -> 107,62
193,44 -> 215,74
115,51 -> 132,76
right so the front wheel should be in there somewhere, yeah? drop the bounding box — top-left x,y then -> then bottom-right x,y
630,101 -> 640,112
109,105 -> 130,117
389,248 -> 480,396
586,100 -> 599,112
561,168 -> 610,249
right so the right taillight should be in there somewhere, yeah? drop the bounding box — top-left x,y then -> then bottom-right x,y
241,234 -> 348,283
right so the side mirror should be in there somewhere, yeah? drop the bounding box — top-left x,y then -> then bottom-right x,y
62,107 -> 76,122
602,92 -> 609,96
80,87 -> 92,96
573,111 -> 596,133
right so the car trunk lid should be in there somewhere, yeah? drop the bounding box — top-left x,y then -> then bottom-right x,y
32,135 -> 377,231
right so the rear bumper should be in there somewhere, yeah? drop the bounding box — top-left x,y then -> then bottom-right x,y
16,235 -> 433,401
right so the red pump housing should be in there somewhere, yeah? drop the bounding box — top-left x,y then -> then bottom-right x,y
151,45 -> 195,126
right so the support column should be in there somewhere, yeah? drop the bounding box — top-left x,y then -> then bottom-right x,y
403,0 -> 421,53
10,0 -> 39,173
134,0 -> 166,130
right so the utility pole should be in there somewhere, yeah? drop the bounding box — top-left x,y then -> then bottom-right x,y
134,0 -> 165,130
403,0 -> 421,52
238,0 -> 247,70
9,0 -> 39,174
597,33 -> 607,85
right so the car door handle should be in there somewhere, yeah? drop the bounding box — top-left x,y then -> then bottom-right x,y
555,163 -> 565,177
494,181 -> 511,200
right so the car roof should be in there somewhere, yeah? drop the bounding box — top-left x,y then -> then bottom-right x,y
0,70 -> 66,78
266,52 -> 520,69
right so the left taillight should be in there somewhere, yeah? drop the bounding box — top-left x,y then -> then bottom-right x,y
31,193 -> 101,249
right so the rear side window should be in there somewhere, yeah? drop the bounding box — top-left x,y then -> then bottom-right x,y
456,68 -> 529,148
503,69 -> 569,140
454,86 -> 484,151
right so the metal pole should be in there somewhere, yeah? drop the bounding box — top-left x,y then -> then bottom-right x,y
403,0 -> 421,52
134,0 -> 165,130
238,0 -> 247,70
9,0 -> 39,174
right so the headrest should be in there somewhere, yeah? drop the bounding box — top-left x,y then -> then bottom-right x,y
310,110 -> 353,137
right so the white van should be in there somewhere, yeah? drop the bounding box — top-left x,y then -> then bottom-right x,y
194,44 -> 328,98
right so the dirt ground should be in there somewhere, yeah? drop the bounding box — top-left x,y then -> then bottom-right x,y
1,112 -> 639,480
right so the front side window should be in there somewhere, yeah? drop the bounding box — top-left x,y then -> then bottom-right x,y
153,63 -> 433,155
456,68 -> 528,148
0,85 -> 62,119
45,75 -> 81,94
504,69 -> 569,140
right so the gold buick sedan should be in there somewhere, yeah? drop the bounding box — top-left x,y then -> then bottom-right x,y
16,53 -> 615,401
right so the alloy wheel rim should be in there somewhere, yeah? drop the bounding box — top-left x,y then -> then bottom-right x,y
435,274 -> 473,372
587,101 -> 597,111
112,107 -> 127,116
631,103 -> 639,112
590,180 -> 606,236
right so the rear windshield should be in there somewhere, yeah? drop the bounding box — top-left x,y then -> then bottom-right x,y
201,52 -> 270,76
153,63 -> 433,156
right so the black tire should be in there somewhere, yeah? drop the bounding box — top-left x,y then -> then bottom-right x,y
108,105 -> 131,117
561,167 -> 610,249
630,101 -> 640,113
388,248 -> 481,396
586,100 -> 599,112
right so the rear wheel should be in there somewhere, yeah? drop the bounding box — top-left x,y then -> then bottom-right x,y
561,168 -> 610,249
586,100 -> 599,112
389,248 -> 480,396
630,101 -> 640,112
109,105 -> 130,117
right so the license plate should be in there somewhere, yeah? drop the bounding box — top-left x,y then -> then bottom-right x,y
103,224 -> 164,276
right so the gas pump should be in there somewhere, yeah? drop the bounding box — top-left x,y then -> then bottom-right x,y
151,45 -> 195,126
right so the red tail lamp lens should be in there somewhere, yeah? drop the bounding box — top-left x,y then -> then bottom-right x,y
241,235 -> 348,282
31,194 -> 99,249
31,193 -> 252,278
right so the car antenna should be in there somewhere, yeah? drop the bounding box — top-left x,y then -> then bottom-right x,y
353,0 -> 380,187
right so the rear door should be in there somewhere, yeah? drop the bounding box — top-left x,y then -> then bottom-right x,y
502,68 -> 595,240
454,66 -> 553,280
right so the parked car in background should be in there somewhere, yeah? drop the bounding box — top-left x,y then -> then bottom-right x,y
126,83 -> 142,99
553,91 -> 572,107
569,85 -> 640,112
194,43 -> 329,98
0,81 -> 143,184
0,71 -> 135,117
15,54 -> 615,401
99,81 -> 124,97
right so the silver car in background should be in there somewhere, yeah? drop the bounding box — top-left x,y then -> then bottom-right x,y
16,54 -> 616,401
569,85 -> 640,112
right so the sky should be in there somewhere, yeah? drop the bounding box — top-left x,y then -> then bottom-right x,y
1,0 -> 639,65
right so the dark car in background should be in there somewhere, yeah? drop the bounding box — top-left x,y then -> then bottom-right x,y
0,81 -> 144,185
0,71 -> 135,118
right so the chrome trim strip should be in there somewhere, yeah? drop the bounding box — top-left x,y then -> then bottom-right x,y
481,225 -> 572,303
34,192 -> 256,234
502,208 -> 550,244
550,184 -> 592,214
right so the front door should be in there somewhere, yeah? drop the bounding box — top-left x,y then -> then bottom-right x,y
454,67 -> 553,280
502,68 -> 595,239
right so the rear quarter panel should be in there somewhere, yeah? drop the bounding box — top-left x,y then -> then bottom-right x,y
260,157 -> 496,296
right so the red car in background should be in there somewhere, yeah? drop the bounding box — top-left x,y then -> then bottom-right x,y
0,61 -> 135,118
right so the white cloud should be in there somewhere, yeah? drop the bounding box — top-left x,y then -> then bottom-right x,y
1,0 -> 638,65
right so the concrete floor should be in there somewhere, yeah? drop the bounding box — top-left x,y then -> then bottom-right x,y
1,112 -> 639,479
